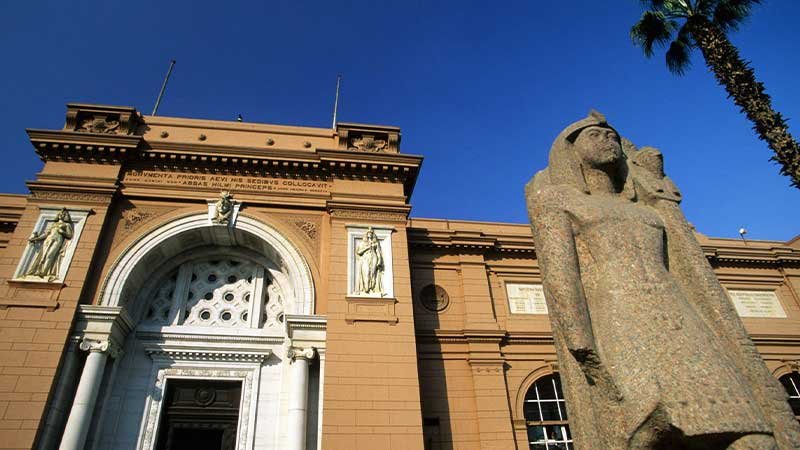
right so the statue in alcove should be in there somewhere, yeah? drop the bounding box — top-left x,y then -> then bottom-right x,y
355,227 -> 385,296
25,208 -> 74,281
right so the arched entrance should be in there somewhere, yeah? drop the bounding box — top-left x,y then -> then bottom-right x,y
54,214 -> 325,450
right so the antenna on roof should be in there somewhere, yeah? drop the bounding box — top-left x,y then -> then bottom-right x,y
151,60 -> 176,116
331,74 -> 342,129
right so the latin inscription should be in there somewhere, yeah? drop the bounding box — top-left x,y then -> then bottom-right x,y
727,289 -> 786,318
506,283 -> 548,315
123,170 -> 331,195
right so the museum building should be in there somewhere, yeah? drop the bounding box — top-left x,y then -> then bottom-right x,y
0,103 -> 798,450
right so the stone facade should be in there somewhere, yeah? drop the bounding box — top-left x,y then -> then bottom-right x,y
0,104 -> 796,450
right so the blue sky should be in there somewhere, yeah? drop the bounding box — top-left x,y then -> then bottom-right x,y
1,1 -> 798,240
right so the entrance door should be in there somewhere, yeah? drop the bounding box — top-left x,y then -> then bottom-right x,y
155,379 -> 242,450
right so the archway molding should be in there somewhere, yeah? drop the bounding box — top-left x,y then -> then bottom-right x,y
99,213 -> 315,317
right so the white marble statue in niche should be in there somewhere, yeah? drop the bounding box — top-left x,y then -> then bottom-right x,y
25,208 -> 74,280
355,227 -> 385,296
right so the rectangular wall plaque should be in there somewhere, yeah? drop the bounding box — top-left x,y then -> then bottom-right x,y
506,283 -> 548,315
727,289 -> 787,318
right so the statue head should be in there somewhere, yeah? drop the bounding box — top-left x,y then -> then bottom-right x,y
533,110 -> 634,199
631,146 -> 665,178
220,191 -> 232,200
57,208 -> 72,223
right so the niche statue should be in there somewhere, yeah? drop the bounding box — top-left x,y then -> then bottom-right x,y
355,227 -> 384,296
525,111 -> 800,449
25,208 -> 74,281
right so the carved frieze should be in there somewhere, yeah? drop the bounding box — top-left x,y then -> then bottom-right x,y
30,190 -> 112,204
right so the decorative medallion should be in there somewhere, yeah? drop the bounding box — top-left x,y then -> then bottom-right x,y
420,284 -> 449,312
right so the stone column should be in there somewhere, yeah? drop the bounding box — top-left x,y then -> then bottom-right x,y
37,340 -> 81,450
57,339 -> 118,450
287,346 -> 316,450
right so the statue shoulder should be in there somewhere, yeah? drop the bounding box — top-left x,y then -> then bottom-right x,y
525,181 -> 580,213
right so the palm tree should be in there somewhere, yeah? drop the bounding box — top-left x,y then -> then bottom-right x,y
631,0 -> 800,188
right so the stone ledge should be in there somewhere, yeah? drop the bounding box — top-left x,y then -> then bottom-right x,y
344,297 -> 398,325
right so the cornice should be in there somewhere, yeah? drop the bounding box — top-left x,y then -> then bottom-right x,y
703,244 -> 800,267
27,129 -> 143,163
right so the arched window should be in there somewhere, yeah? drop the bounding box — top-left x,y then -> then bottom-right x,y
524,374 -> 573,450
780,372 -> 800,420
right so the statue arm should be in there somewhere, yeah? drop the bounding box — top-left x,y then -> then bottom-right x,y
530,196 -> 597,357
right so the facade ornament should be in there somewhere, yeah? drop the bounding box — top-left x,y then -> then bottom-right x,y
349,134 -> 388,152
213,191 -> 234,224
208,191 -> 241,227
77,115 -> 120,134
286,346 -> 316,363
355,227 -> 385,296
24,208 -> 73,281
525,110 -> 800,449
79,338 -> 123,359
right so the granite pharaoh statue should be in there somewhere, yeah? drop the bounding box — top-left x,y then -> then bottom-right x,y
525,111 -> 800,449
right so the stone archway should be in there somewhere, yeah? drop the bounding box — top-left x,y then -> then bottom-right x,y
99,213 -> 315,317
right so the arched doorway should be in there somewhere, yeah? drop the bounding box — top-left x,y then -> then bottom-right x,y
58,214 -> 324,450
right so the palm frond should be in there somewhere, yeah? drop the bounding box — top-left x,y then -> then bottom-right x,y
713,0 -> 761,31
631,11 -> 676,57
665,26 -> 695,75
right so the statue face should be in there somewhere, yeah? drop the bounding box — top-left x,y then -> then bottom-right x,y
573,126 -> 622,168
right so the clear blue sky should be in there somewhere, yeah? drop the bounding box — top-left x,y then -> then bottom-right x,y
1,1 -> 798,240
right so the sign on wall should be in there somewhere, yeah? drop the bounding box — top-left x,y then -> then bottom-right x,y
506,283 -> 548,315
727,289 -> 787,318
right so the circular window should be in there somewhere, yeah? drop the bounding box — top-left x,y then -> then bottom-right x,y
208,274 -> 217,282
224,293 -> 235,302
199,310 -> 212,321
420,284 -> 450,312
221,311 -> 232,321
244,293 -> 251,303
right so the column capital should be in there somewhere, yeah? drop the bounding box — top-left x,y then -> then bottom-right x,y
79,338 -> 123,359
286,346 -> 316,363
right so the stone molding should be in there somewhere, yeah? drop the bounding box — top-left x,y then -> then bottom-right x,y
72,305 -> 133,354
286,346 -> 316,363
79,337 -> 123,359
138,365 -> 258,450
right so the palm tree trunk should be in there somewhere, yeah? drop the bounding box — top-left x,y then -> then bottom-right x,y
687,15 -> 800,188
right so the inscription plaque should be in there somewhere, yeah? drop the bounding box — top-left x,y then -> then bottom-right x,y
727,289 -> 787,318
122,170 -> 331,195
506,283 -> 548,315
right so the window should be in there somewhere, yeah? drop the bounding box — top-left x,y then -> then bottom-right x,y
524,374 -> 573,450
780,372 -> 800,419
